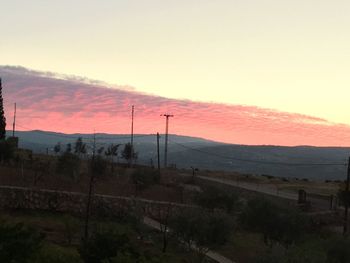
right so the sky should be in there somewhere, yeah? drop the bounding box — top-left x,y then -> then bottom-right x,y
1,1 -> 350,145
2,66 -> 350,146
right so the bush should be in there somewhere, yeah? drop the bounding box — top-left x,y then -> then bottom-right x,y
79,230 -> 137,263
240,198 -> 309,248
131,168 -> 160,191
0,222 -> 44,262
33,244 -> 82,263
0,139 -> 15,161
195,186 -> 240,214
56,152 -> 80,178
91,155 -> 107,176
326,238 -> 350,263
170,208 -> 233,256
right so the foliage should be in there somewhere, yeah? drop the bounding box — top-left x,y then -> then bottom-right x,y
0,139 -> 15,161
195,185 -> 240,214
56,152 -> 81,178
79,230 -> 138,263
74,137 -> 87,156
97,147 -> 104,155
105,144 -> 120,172
66,143 -> 72,153
62,215 -> 79,245
121,143 -> 138,164
54,142 -> 61,155
105,144 -> 120,158
170,208 -> 233,258
91,155 -> 107,176
337,184 -> 350,207
33,244 -> 82,263
326,238 -> 350,263
31,157 -> 49,185
240,198 -> 309,248
0,222 -> 44,262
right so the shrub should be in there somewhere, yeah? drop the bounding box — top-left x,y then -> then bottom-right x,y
79,230 -> 137,263
33,244 -> 82,263
240,198 -> 309,248
195,186 -> 240,214
131,168 -> 160,192
56,152 -> 80,178
0,222 -> 44,262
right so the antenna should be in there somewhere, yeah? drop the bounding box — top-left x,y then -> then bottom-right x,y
12,103 -> 16,137
130,105 -> 134,167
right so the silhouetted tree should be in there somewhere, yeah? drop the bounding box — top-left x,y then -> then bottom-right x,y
54,142 -> 61,155
66,143 -> 72,153
121,143 -> 137,166
97,147 -> 104,155
74,137 -> 86,157
105,144 -> 120,172
0,78 -> 6,140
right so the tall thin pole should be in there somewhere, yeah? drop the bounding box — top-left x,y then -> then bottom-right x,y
343,156 -> 350,236
161,114 -> 173,168
157,132 -> 161,174
130,105 -> 134,167
131,105 -> 134,147
12,103 -> 16,137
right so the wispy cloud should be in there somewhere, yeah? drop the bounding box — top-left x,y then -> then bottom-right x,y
1,65 -> 350,146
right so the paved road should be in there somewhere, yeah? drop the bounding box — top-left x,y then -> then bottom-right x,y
143,217 -> 235,263
196,175 -> 332,210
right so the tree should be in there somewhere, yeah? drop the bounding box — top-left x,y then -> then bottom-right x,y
105,144 -> 120,172
153,203 -> 174,253
0,78 -> 6,140
54,142 -> 61,155
74,137 -> 86,157
195,185 -> 240,214
97,147 -> 104,155
66,143 -> 72,153
170,208 -> 233,262
121,143 -> 137,165
240,198 -> 308,248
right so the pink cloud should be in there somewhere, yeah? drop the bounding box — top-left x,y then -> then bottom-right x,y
1,65 -> 350,146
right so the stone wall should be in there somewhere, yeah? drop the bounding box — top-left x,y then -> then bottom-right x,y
0,185 -> 189,219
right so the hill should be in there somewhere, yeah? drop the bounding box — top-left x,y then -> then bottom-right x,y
10,130 -> 349,180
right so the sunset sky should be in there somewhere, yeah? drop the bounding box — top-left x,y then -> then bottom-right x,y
1,1 -> 350,146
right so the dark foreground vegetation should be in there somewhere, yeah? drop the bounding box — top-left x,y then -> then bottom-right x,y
0,136 -> 350,263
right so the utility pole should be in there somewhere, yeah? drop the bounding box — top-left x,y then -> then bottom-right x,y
161,114 -> 173,168
343,156 -> 350,236
130,105 -> 134,167
12,103 -> 16,137
157,132 -> 161,175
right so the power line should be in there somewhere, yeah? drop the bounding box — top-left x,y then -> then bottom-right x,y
170,140 -> 347,167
